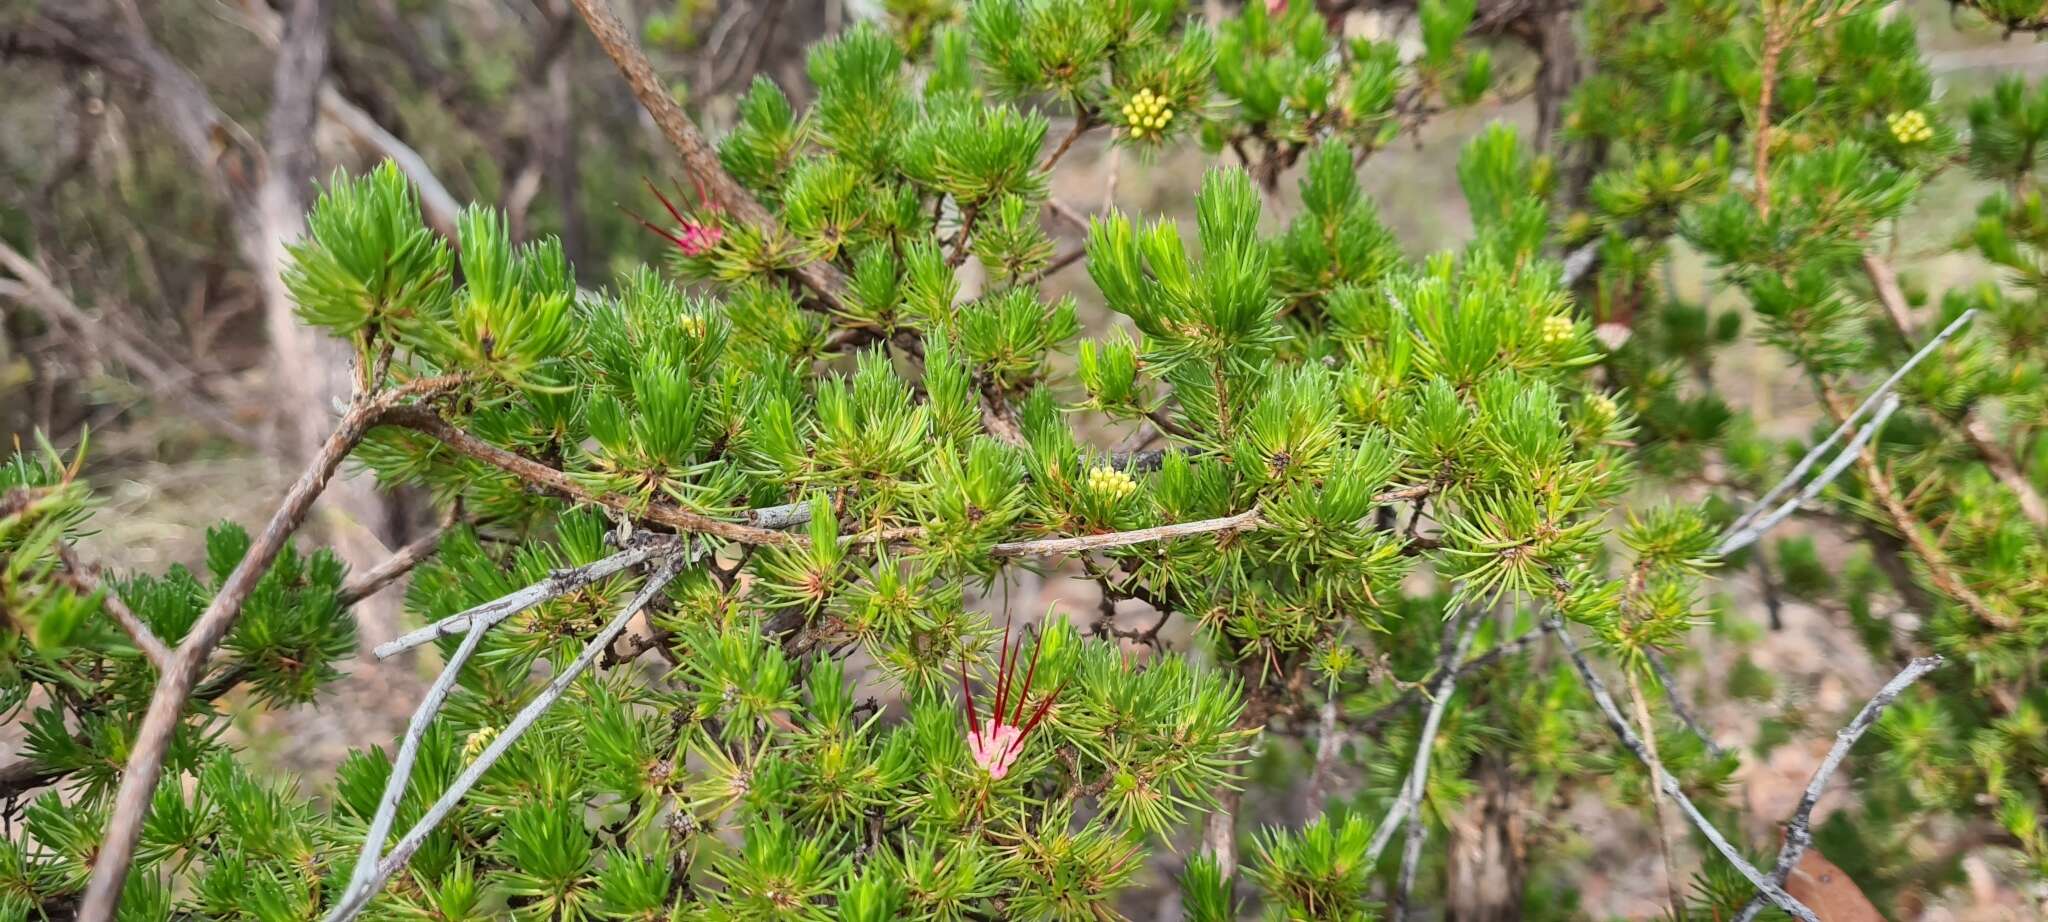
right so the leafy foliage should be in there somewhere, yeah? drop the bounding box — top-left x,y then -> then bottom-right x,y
5,1 -> 2046,919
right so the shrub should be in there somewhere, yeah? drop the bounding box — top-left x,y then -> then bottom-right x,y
4,0 -> 2045,919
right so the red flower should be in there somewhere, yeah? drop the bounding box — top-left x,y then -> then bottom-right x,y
961,620 -> 1062,779
628,178 -> 724,257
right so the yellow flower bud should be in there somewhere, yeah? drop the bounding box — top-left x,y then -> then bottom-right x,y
1086,466 -> 1137,501
464,726 -> 499,760
1541,314 -> 1575,345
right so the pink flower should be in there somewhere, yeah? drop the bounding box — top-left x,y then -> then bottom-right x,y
1267,0 -> 1286,13
630,178 -> 725,257
961,621 -> 1061,780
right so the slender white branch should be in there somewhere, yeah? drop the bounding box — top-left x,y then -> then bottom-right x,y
372,541 -> 672,659
992,509 -> 1263,558
1722,310 -> 1975,542
1545,617 -> 1820,922
1366,611 -> 1479,865
339,618 -> 491,905
1716,394 -> 1902,556
323,554 -> 687,922
1730,656 -> 1943,922
1561,241 -> 1600,288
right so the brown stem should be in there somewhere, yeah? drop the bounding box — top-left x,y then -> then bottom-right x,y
77,375 -> 459,920
55,545 -> 172,670
1753,14 -> 1784,219
337,521 -> 450,605
1812,380 -> 2014,628
568,0 -> 850,311
1020,245 -> 1087,287
382,406 -> 798,548
1038,109 -> 1092,173
946,202 -> 981,269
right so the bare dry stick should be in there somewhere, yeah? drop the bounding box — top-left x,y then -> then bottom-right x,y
1546,617 -> 1820,922
55,544 -> 172,671
1716,395 -> 1902,556
322,555 -> 687,922
77,376 -> 459,921
1303,696 -> 1345,815
339,614 -> 492,904
1721,310 -> 1976,543
567,0 -> 849,310
992,509 -> 1263,558
1730,656 -> 1944,922
1366,611 -> 1480,865
372,541 -> 674,659
1203,786 -> 1244,879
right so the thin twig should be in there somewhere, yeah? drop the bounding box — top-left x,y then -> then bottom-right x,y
1345,625 -> 1542,736
1628,668 -> 1687,917
1716,395 -> 1902,555
55,545 -> 172,670
1366,611 -> 1480,865
1646,650 -> 1724,759
1730,656 -> 1943,922
1721,309 -> 1976,542
991,508 -> 1262,558
1021,244 -> 1087,287
80,374 -> 462,919
1862,254 -> 2048,530
1811,379 -> 2013,629
338,522 -> 449,606
1038,109 -> 1092,173
323,554 -> 687,922
946,201 -> 981,268
372,541 -> 675,659
1546,617 -> 1820,922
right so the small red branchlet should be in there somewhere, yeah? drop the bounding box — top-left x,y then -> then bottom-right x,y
627,177 -> 724,257
961,620 -> 1062,780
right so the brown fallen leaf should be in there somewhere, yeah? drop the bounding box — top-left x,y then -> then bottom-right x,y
1784,849 -> 1886,922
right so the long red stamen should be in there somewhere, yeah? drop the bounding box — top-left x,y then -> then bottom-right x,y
645,178 -> 692,227
622,207 -> 692,250
959,649 -> 980,737
1011,679 -> 1066,756
992,613 -> 1015,727
1010,626 -> 1043,729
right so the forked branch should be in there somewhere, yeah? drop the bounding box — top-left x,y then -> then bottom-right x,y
1731,655 -> 1943,922
79,375 -> 461,920
1546,617 -> 1821,922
